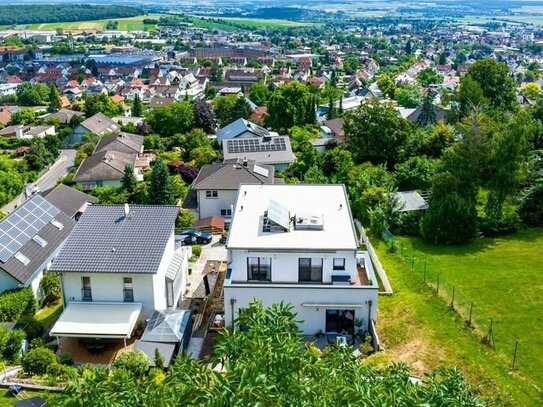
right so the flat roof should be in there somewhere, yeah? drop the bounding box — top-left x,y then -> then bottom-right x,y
227,184 -> 358,251
50,302 -> 142,339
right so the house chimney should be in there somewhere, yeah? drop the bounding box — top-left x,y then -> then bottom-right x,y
242,158 -> 248,167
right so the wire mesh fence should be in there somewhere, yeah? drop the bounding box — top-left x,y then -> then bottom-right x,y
385,233 -> 526,374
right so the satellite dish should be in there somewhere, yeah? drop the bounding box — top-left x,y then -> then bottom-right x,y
124,203 -> 130,217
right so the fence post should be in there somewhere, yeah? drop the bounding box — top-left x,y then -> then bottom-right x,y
511,340 -> 519,370
450,286 -> 455,309
468,302 -> 473,327
436,273 -> 440,294
423,260 -> 427,282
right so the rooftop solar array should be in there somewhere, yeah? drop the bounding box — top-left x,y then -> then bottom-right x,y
225,137 -> 287,154
0,196 -> 59,263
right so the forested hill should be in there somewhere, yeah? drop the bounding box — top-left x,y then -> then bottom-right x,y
0,5 -> 143,25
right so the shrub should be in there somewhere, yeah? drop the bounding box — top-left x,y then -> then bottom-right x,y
113,350 -> 149,376
22,347 -> 57,375
0,329 -> 25,363
0,288 -> 38,322
39,272 -> 61,305
192,245 -> 202,258
58,352 -> 74,366
24,320 -> 45,342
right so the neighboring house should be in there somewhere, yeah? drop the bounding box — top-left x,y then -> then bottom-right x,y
70,113 -> 120,145
222,135 -> 295,171
41,184 -> 97,220
42,109 -> 84,125
0,124 -> 56,139
317,118 -> 345,152
404,104 -> 449,124
50,204 -> 189,342
216,118 -> 278,145
0,195 -> 75,297
73,132 -> 144,190
224,184 -> 379,335
185,159 -> 276,229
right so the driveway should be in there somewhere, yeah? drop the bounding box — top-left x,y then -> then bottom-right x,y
186,235 -> 227,297
2,149 -> 76,215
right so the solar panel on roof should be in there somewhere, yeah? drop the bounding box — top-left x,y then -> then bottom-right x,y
268,199 -> 290,230
226,137 -> 287,154
0,196 -> 59,263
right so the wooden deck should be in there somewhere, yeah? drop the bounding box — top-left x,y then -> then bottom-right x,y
354,265 -> 370,286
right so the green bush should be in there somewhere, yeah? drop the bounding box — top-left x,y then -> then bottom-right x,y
192,245 -> 202,257
39,272 -> 61,305
58,352 -> 73,366
24,320 -> 45,341
113,350 -> 149,376
0,328 -> 25,362
22,347 -> 57,375
0,288 -> 37,322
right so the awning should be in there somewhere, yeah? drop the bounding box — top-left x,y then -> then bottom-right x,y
301,303 -> 365,308
50,302 -> 142,339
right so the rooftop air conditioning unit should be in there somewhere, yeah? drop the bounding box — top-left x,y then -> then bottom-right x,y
294,213 -> 324,230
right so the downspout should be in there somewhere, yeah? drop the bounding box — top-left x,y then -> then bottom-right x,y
230,298 -> 236,329
367,300 -> 373,332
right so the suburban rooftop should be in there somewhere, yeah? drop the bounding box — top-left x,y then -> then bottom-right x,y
227,184 -> 358,251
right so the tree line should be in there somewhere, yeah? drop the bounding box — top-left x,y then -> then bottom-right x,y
0,5 -> 143,26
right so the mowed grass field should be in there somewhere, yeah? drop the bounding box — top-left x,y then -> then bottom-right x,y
1,14 -> 162,31
374,228 -> 543,406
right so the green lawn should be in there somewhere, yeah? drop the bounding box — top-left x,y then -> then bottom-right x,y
0,390 -> 51,406
374,228 -> 543,406
33,302 -> 63,330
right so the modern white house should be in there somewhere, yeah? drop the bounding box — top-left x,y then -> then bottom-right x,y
50,204 -> 190,341
224,184 -> 379,336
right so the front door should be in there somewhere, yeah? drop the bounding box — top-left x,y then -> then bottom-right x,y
325,309 -> 355,334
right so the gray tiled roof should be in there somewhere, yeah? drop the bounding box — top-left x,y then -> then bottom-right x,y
51,205 -> 178,274
0,197 -> 75,284
191,159 -> 275,190
94,132 -> 143,155
73,150 -> 135,182
42,184 -> 96,218
78,113 -> 119,135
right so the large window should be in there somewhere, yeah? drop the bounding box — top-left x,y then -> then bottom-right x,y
221,208 -> 232,217
206,190 -> 218,198
299,258 -> 323,282
81,277 -> 92,301
333,258 -> 346,270
247,257 -> 271,281
123,277 -> 134,302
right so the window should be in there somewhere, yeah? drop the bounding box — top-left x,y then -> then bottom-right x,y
206,190 -> 218,198
299,258 -> 323,282
221,208 -> 232,217
123,277 -> 134,302
81,277 -> 92,301
247,257 -> 271,281
333,258 -> 345,270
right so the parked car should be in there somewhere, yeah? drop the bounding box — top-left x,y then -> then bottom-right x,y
177,229 -> 212,245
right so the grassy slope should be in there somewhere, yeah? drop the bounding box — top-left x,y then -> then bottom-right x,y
1,15 -> 162,31
374,228 -> 543,406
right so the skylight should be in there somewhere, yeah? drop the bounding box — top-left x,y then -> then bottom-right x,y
14,252 -> 30,266
32,235 -> 48,248
50,219 -> 64,230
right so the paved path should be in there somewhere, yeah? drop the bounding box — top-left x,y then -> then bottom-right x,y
2,149 -> 76,215
186,236 -> 227,298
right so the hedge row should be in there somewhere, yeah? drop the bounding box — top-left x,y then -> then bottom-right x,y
0,287 -> 37,322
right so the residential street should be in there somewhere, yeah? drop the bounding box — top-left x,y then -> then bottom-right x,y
2,149 -> 76,215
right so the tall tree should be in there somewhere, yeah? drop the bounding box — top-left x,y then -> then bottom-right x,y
121,164 -> 137,194
48,84 -> 62,113
376,74 -> 395,99
417,91 -> 437,126
327,96 -> 336,120
148,160 -> 174,205
193,99 -> 217,133
213,95 -> 251,127
145,101 -> 195,137
265,82 -> 312,131
132,94 -> 143,117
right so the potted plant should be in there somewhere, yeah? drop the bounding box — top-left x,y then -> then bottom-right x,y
315,329 -> 324,338
354,318 -> 364,337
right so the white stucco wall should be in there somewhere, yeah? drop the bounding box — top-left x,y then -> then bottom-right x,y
61,272 -> 156,318
224,284 -> 378,334
197,190 -> 237,220
229,250 -> 358,283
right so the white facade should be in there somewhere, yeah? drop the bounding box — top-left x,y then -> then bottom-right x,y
196,189 -> 236,224
224,184 -> 379,335
60,233 -> 189,319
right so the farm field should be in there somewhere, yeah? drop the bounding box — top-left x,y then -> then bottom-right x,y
0,14 -> 162,32
374,227 -> 543,406
190,16 -> 312,30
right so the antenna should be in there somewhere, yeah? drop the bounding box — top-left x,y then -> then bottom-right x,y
124,203 -> 130,218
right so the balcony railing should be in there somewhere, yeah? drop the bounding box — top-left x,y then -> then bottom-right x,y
81,288 -> 92,301
123,288 -> 134,302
